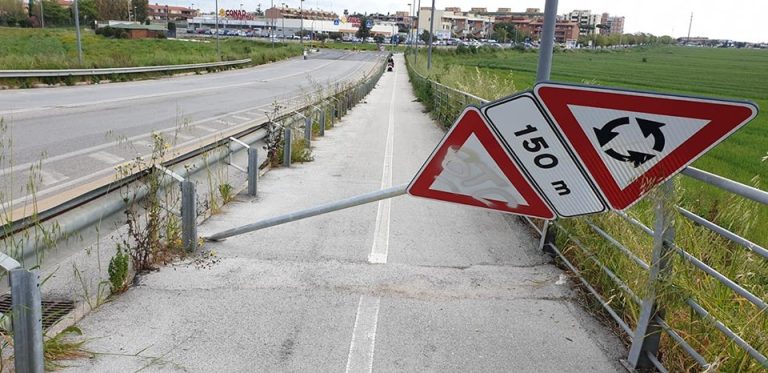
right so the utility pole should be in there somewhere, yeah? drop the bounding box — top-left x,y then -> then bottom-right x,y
74,0 -> 83,65
270,0 -> 275,48
686,12 -> 693,45
427,0 -> 435,69
415,0 -> 420,62
215,0 -> 220,60
300,0 -> 304,45
39,0 -> 44,28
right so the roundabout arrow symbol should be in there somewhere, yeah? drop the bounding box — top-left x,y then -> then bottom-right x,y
637,118 -> 666,152
594,116 -> 667,168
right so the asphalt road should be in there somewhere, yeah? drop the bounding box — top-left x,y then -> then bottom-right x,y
57,54 -> 627,372
0,50 -> 383,212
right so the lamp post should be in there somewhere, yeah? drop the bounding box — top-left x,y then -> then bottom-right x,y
39,0 -> 44,28
406,3 -> 411,45
73,0 -> 82,65
415,0 -> 420,61
215,0 -> 220,60
281,3 -> 286,41
300,0 -> 304,45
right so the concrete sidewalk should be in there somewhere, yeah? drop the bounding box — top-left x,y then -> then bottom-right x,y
62,54 -> 626,372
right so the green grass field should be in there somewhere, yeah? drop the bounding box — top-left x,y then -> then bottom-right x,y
409,46 -> 768,244
0,27 -> 303,70
407,46 -> 768,372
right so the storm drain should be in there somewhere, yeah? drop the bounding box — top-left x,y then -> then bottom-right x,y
0,294 -> 75,331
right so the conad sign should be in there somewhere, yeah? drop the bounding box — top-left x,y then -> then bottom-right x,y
219,9 -> 254,20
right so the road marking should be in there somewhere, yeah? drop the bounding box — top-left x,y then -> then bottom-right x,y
88,151 -> 124,164
134,140 -> 153,148
195,126 -> 219,133
0,60 -> 342,116
232,115 -> 251,121
174,133 -> 195,141
0,55 -> 382,208
39,169 -> 69,186
368,64 -> 397,265
345,295 -> 381,373
197,125 -> 218,133
215,119 -> 231,126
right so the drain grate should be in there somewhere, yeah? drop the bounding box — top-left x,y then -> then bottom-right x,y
0,294 -> 75,331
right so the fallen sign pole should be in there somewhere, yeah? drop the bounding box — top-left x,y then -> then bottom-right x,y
205,184 -> 408,241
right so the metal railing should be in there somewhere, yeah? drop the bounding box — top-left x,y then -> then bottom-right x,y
0,59 -> 252,78
406,59 -> 768,371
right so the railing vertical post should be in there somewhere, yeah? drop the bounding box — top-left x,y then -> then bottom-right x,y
181,180 -> 197,252
10,268 -> 44,373
319,108 -> 326,136
628,180 -> 676,368
247,147 -> 258,197
538,221 -> 557,256
283,127 -> 292,167
304,116 -> 312,146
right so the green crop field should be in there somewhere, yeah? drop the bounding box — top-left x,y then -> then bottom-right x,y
409,46 -> 768,245
407,46 -> 768,372
0,27 -> 302,71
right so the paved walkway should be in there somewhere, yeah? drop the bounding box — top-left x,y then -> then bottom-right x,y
62,54 -> 626,372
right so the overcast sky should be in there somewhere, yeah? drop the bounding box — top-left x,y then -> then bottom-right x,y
176,0 -> 766,43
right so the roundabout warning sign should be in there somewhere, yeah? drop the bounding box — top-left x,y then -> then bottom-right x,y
409,82 -> 758,217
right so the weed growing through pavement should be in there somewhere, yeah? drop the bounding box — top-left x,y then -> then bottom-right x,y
115,133 -> 184,272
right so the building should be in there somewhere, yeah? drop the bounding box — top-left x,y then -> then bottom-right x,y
191,8 -> 397,40
600,13 -> 624,35
478,7 -> 543,24
512,18 -> 580,43
147,4 -> 197,21
565,9 -> 599,35
109,23 -> 167,38
417,7 -> 493,39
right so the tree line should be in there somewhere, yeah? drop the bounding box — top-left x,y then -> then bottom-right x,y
0,0 -> 149,27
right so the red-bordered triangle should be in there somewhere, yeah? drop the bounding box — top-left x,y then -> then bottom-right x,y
408,107 -> 555,219
535,83 -> 758,210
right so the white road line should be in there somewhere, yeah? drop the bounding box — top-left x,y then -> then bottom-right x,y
39,169 -> 69,186
0,56 -> 376,179
88,151 -> 124,164
0,60 -> 341,116
134,140 -> 153,148
232,115 -> 251,121
368,66 -> 397,265
344,295 -> 381,373
174,133 -> 195,141
215,119 -> 231,126
197,125 -> 218,133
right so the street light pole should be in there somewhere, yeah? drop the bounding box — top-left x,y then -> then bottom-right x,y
427,0 -> 435,69
73,0 -> 83,65
415,0 -> 420,62
300,0 -> 304,45
40,0 -> 44,28
282,3 -> 286,41
270,0 -> 275,48
215,0 -> 220,60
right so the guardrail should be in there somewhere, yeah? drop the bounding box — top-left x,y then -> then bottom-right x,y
0,59 -> 252,78
406,59 -> 768,371
1,54 -> 387,268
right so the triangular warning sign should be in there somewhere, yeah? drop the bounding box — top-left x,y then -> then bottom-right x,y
534,83 -> 758,210
407,107 -> 555,219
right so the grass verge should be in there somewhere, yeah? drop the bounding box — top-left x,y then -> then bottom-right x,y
0,27 -> 303,87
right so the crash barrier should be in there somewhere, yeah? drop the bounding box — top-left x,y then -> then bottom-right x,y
406,60 -> 767,371
0,59 -> 252,78
0,56 -> 386,372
